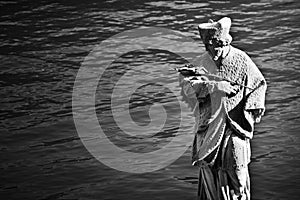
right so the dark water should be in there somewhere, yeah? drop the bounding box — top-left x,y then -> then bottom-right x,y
0,0 -> 299,199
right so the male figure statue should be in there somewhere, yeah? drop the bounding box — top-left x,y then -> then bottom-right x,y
179,17 -> 267,199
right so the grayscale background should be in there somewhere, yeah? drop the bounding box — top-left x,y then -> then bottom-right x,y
0,0 -> 299,199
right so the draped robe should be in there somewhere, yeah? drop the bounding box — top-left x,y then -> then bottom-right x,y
179,46 -> 267,200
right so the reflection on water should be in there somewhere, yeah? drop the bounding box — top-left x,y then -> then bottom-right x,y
0,0 -> 299,199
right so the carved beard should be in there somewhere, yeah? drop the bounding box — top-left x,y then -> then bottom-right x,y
213,47 -> 223,61
205,44 -> 223,61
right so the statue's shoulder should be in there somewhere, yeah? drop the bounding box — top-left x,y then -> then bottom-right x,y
227,46 -> 257,70
230,46 -> 250,60
230,46 -> 265,82
192,52 -> 217,73
193,52 -> 211,63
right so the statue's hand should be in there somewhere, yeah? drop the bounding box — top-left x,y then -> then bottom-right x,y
216,81 -> 239,94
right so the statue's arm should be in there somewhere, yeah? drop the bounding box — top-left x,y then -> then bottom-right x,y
244,56 -> 267,124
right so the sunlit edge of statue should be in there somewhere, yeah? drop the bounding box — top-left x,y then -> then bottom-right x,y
177,17 -> 267,199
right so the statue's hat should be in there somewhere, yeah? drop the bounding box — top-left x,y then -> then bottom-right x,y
198,17 -> 232,45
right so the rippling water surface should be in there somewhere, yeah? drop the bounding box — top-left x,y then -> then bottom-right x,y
0,0 -> 299,199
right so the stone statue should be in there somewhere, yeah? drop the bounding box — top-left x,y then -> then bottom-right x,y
178,17 -> 267,199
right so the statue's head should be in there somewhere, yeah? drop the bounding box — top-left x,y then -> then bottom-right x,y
198,17 -> 232,46
198,17 -> 232,61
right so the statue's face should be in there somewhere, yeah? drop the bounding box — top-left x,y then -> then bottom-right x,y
204,39 -> 224,61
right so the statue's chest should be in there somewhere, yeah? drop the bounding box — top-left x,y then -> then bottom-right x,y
218,54 -> 248,111
218,55 -> 248,85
